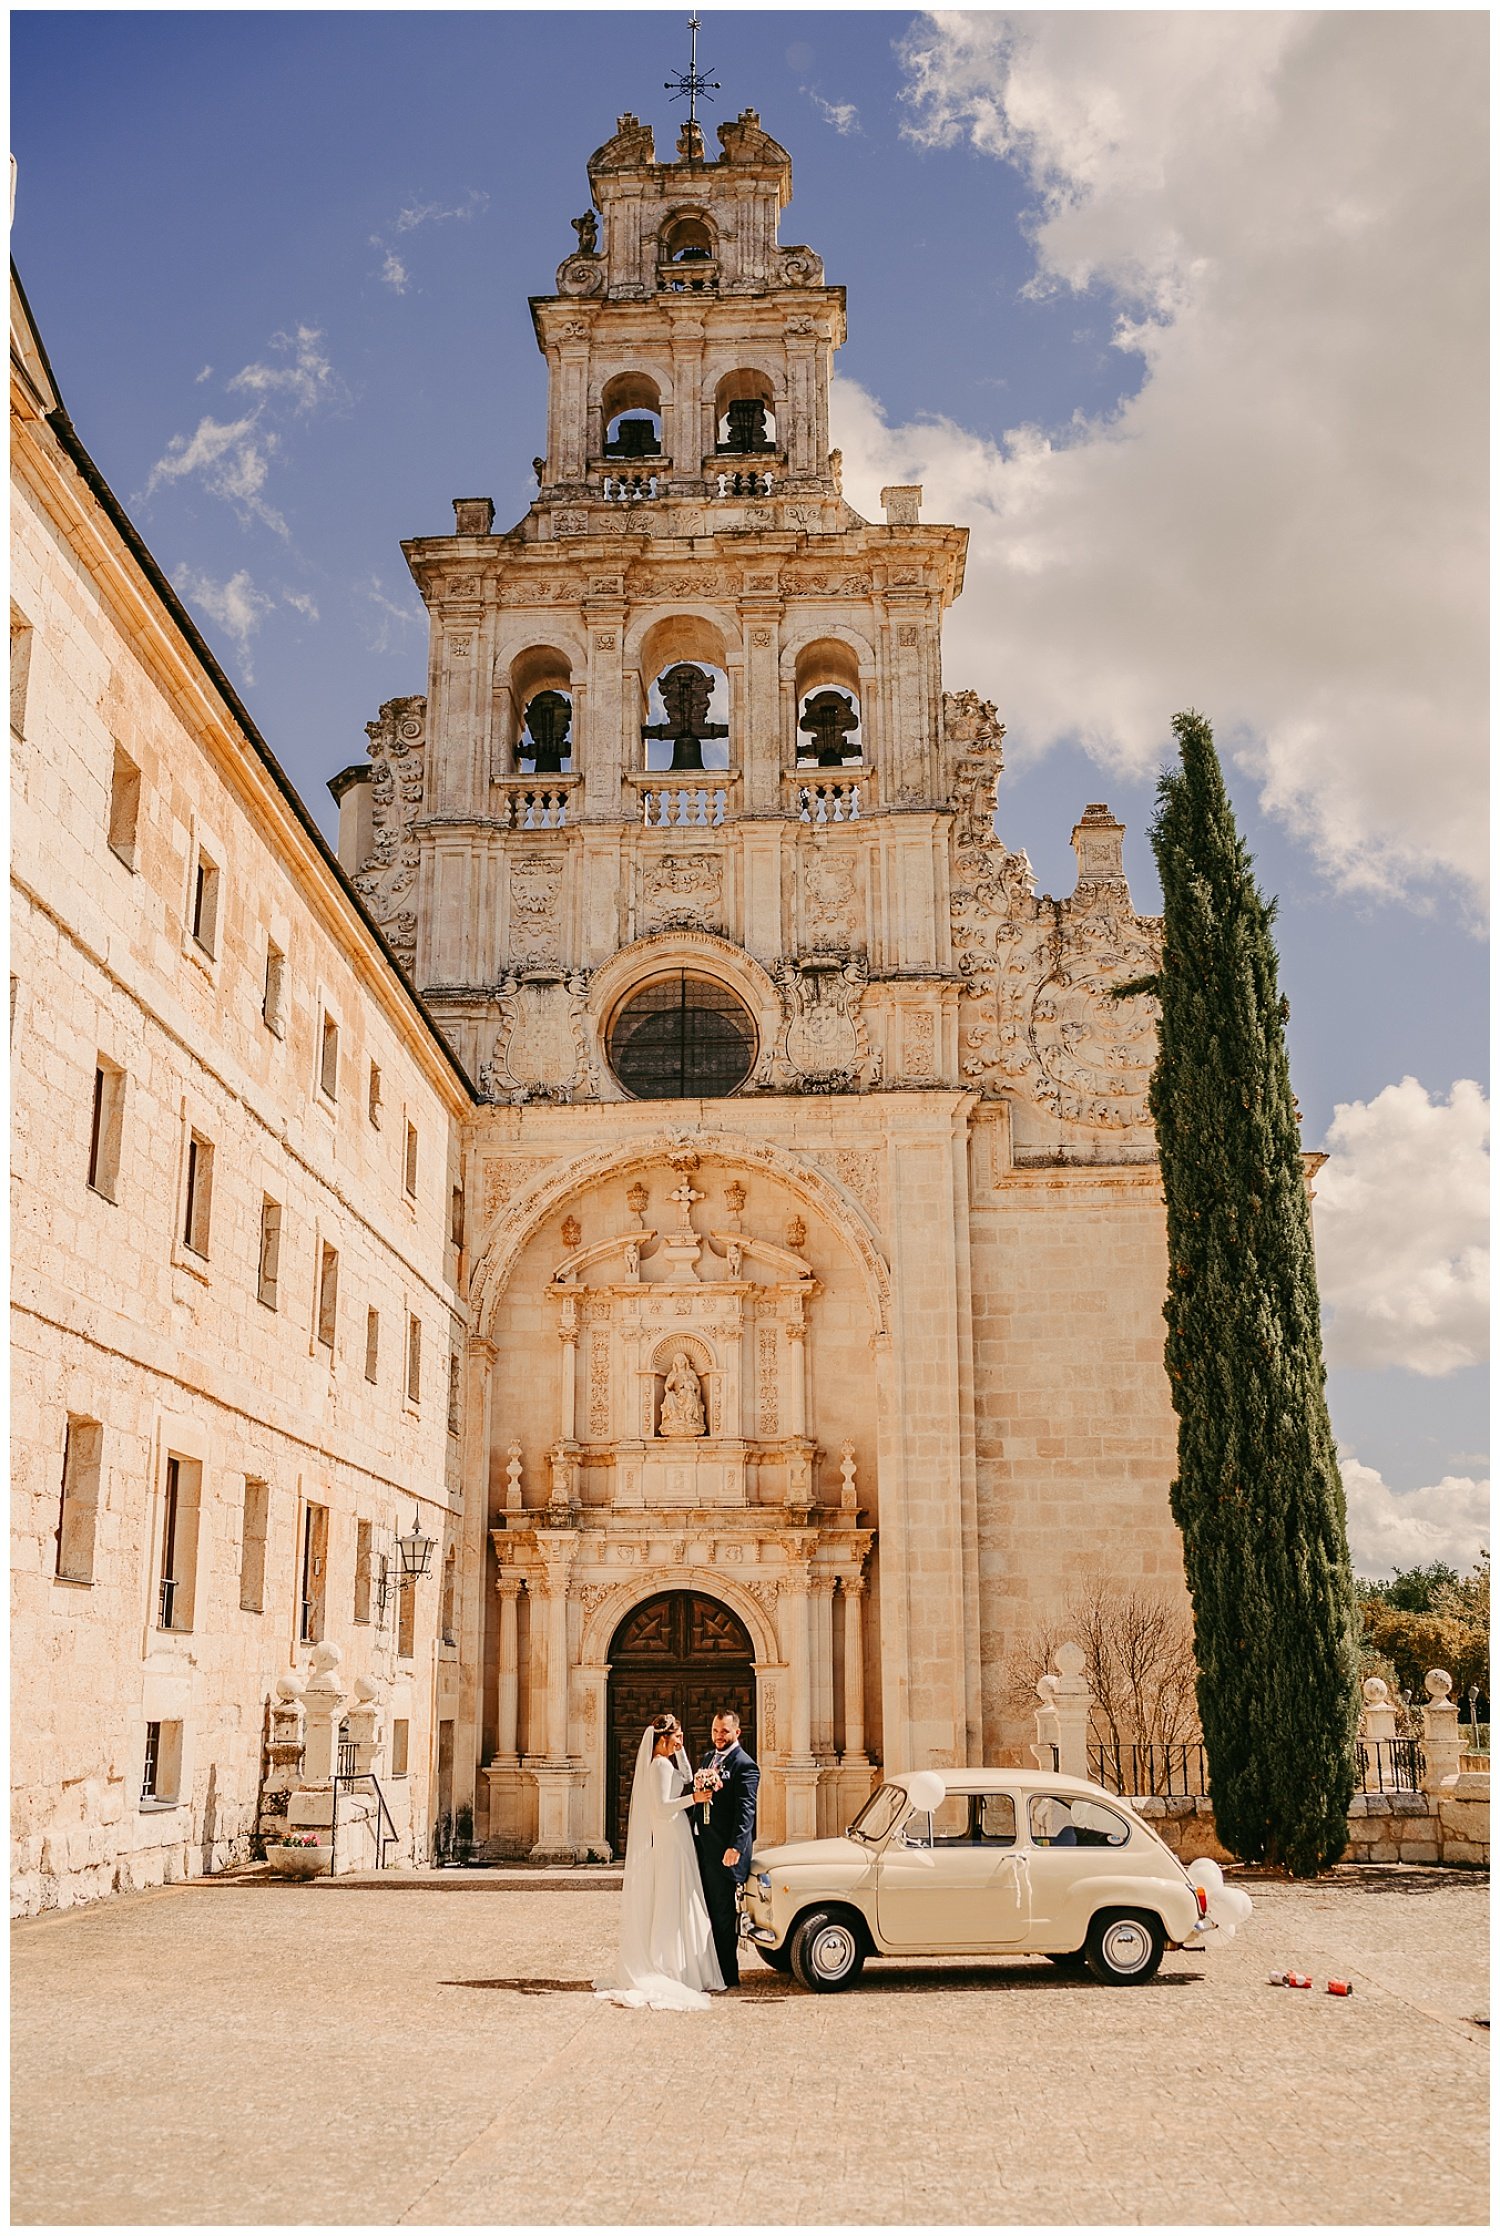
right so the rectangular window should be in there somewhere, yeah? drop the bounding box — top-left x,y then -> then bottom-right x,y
56,1415 -> 103,1584
397,1571 -> 415,1659
406,1315 -> 422,1406
299,1500 -> 328,1644
368,1061 -> 383,1127
107,746 -> 141,869
189,851 -> 220,957
364,1306 -> 380,1385
447,1351 -> 462,1438
354,1518 -> 374,1626
182,1132 -> 214,1257
11,607 -> 33,737
262,941 -> 286,1035
239,1477 -> 269,1613
403,1121 -> 418,1199
141,1719 -> 183,1806
316,1243 -> 339,1351
157,1453 -> 201,1631
87,1059 -> 125,1201
450,1184 -> 464,1248
319,1012 -> 339,1100
390,1718 -> 410,1776
257,1198 -> 282,1310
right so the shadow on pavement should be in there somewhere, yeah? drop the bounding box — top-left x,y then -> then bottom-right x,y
440,1964 -> 1206,1999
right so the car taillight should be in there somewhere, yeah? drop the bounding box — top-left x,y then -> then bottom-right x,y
1194,1885 -> 1209,1917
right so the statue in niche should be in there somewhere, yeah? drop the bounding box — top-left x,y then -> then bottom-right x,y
571,211 -> 599,256
659,1352 -> 707,1439
519,690 -> 571,774
799,689 -> 860,767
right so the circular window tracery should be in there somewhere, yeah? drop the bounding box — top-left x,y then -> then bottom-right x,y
607,973 -> 756,1101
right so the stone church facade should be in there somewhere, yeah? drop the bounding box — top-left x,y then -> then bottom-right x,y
11,107 -> 1182,1907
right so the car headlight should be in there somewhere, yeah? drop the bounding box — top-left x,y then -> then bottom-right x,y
756,1873 -> 772,1898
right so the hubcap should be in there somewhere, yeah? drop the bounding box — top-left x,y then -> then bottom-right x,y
813,1925 -> 855,1977
1101,1919 -> 1151,1974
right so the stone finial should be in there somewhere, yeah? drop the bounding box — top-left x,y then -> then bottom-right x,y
1363,1676 -> 1391,1707
1425,1668 -> 1454,1702
881,484 -> 922,526
1054,1641 -> 1087,1682
452,497 -> 495,536
1071,803 -> 1127,888
839,1442 -> 858,1511
1419,1667 -> 1464,1793
307,1641 -> 343,1685
1047,1642 -> 1092,1778
626,1181 -> 650,1224
1361,1675 -> 1399,1742
504,1441 -> 524,1513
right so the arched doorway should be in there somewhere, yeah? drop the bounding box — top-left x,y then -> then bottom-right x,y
606,1590 -> 756,1855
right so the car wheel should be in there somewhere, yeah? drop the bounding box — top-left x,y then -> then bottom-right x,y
789,1910 -> 866,1994
1083,1909 -> 1166,1985
1044,1948 -> 1087,1969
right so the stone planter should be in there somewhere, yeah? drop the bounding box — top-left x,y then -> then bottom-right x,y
267,1843 -> 332,1880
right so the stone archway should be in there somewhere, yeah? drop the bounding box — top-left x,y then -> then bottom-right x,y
606,1590 -> 756,1855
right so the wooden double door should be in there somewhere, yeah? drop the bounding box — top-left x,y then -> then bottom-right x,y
606,1590 -> 757,1856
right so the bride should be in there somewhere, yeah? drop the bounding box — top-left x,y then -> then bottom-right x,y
594,1714 -> 726,2010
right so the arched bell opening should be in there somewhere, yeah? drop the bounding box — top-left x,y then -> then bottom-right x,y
605,1589 -> 756,1856
793,637 -> 864,767
504,645 -> 576,774
660,212 -> 717,264
601,371 -> 665,461
637,614 -> 731,774
713,368 -> 778,456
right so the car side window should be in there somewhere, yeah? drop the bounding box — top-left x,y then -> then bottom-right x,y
930,1794 -> 973,1845
1028,1794 -> 1131,1848
977,1793 -> 1017,1846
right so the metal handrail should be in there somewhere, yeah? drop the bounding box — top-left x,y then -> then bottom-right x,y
1354,1736 -> 1424,1794
329,1769 -> 400,1876
1088,1739 -> 1211,1798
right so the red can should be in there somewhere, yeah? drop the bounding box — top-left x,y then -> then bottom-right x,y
1287,1972 -> 1313,1989
1327,1979 -> 1353,1997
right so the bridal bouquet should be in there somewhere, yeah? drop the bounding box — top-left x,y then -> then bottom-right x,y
693,1766 -> 723,1797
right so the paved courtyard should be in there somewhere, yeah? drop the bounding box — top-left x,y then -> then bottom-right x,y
11,1863 -> 1487,2226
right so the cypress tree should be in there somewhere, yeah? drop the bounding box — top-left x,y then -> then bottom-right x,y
1119,711 -> 1360,1876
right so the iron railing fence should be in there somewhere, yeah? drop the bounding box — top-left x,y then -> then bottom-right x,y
1354,1735 -> 1424,1793
1088,1739 -> 1211,1798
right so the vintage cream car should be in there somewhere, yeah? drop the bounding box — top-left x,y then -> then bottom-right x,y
740,1768 -> 1230,1992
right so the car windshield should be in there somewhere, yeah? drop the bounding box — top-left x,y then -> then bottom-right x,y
848,1784 -> 907,1844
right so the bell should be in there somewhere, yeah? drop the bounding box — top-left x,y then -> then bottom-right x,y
722,398 -> 770,454
608,415 -> 659,459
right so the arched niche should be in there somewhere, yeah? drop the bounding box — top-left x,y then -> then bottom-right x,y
501,643 -> 576,773
660,211 -> 717,264
601,371 -> 664,460
713,368 -> 778,455
636,613 -> 731,774
793,637 -> 864,767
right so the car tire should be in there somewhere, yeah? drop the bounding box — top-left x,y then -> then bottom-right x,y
789,1910 -> 866,1994
1083,1909 -> 1166,1985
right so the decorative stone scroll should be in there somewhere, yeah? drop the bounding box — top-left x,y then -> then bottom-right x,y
642,852 -> 724,933
480,1153 -> 562,1224
479,971 -> 596,1105
353,696 -> 426,973
945,689 -> 1161,1132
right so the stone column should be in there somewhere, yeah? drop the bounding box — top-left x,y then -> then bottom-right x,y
530,1531 -> 580,1862
1420,1668 -> 1464,1792
810,1575 -> 836,1759
1360,1675 -> 1400,1743
494,1574 -> 524,1762
1050,1642 -> 1092,1780
781,1556 -> 818,1841
557,1299 -> 579,1444
287,1642 -> 347,1857
841,1575 -> 868,1762
785,1320 -> 807,1440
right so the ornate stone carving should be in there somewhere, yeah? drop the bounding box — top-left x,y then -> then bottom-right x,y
588,1331 -> 611,1437
507,854 -> 564,964
642,852 -> 723,933
945,691 -> 1160,1130
561,1215 -> 582,1248
353,696 -> 426,972
822,1148 -> 882,1226
658,1352 -> 707,1439
759,955 -> 875,1093
480,1153 -> 560,1224
479,970 -> 596,1105
757,1325 -> 779,1437
900,1010 -> 937,1083
800,849 -> 862,946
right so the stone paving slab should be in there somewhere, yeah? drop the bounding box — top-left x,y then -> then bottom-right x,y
11,1865 -> 1487,2226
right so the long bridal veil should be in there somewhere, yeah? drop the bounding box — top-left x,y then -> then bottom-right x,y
593,1725 -> 718,2012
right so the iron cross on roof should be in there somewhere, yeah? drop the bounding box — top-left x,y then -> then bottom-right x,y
665,12 -> 720,158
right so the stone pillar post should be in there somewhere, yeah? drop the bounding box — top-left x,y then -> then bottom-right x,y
781,1557 -> 818,1841
494,1574 -> 524,1762
557,1299 -> 580,1444
785,1321 -> 807,1440
299,1643 -> 347,1787
1360,1675 -> 1400,1743
810,1575 -> 836,1759
530,1531 -> 580,1862
1032,1673 -> 1062,1771
1050,1642 -> 1092,1780
841,1575 -> 868,1762
1420,1668 -> 1464,1792
344,1676 -> 383,1776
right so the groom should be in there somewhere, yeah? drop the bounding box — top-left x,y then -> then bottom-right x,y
694,1710 -> 759,1989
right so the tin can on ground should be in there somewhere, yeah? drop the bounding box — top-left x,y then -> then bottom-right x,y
1267,1972 -> 1288,1986
1327,1979 -> 1353,1997
1286,1972 -> 1313,1989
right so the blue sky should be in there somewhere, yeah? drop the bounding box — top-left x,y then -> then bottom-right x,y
11,9 -> 1488,1573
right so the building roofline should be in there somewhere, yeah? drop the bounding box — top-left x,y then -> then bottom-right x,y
11,259 -> 476,1106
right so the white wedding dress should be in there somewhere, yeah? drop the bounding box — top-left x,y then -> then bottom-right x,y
593,1728 -> 726,2011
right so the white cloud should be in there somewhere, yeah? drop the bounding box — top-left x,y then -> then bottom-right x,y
1339,1451 -> 1489,1581
362,574 -> 421,654
394,189 -> 488,234
281,589 -> 319,623
378,251 -> 409,295
1313,1078 -> 1488,1376
145,413 -> 286,536
859,11 -> 1487,903
194,364 -> 212,384
173,564 -> 273,680
227,325 -> 343,414
804,89 -> 860,136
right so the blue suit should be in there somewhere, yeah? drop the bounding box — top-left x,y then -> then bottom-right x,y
696,1740 -> 760,1985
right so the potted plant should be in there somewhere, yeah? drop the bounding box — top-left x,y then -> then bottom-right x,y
266,1830 -> 332,1880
